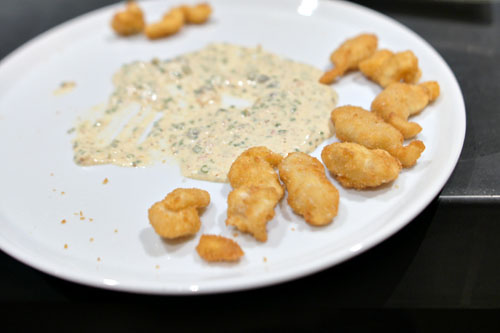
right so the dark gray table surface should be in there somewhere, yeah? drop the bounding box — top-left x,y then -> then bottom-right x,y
1,0 -> 499,330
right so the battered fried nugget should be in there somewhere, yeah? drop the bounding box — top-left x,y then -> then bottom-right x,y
226,147 -> 283,242
228,146 -> 284,199
226,185 -> 279,242
319,33 -> 378,84
321,142 -> 401,189
278,152 -> 339,226
196,235 -> 244,262
144,7 -> 185,39
148,188 -> 210,239
371,81 -> 440,139
182,3 -> 212,24
331,106 -> 425,168
111,1 -> 145,36
359,50 -> 422,87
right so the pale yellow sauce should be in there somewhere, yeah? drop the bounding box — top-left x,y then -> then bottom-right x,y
73,43 -> 337,182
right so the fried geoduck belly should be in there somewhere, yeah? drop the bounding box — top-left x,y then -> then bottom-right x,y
278,152 -> 339,226
331,106 -> 425,168
321,142 -> 401,189
320,33 -> 378,84
148,188 -> 210,239
359,50 -> 422,88
196,235 -> 244,262
371,81 -> 440,139
226,147 -> 283,242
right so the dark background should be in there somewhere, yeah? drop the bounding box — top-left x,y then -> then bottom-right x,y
1,0 -> 499,331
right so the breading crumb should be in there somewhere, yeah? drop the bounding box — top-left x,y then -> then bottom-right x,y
61,219 -> 67,224
90,237 -> 94,242
64,244 -> 68,249
263,257 -> 267,262
102,178 -> 109,184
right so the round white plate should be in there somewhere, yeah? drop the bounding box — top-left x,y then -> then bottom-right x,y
0,0 -> 465,294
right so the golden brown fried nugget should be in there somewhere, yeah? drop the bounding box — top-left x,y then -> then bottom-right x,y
196,235 -> 244,262
359,50 -> 422,87
111,1 -> 145,36
228,146 -> 284,199
226,147 -> 283,241
226,185 -> 279,242
278,152 -> 339,226
320,33 -> 378,84
148,188 -> 210,239
163,188 -> 210,211
182,3 -> 212,24
331,106 -> 425,168
371,81 -> 440,139
321,142 -> 401,189
144,7 -> 185,39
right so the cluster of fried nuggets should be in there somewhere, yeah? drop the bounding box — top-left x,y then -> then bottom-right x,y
111,1 -> 212,40
148,33 -> 440,263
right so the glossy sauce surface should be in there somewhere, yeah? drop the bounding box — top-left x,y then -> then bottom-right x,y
73,43 -> 337,181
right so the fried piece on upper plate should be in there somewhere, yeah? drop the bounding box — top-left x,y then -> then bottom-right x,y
226,147 -> 283,242
371,81 -> 440,139
278,152 -> 339,226
321,142 -> 401,189
196,235 -> 244,262
359,50 -> 422,87
331,106 -> 425,168
226,185 -> 279,242
319,33 -> 378,84
228,146 -> 284,199
148,188 -> 210,239
182,3 -> 213,24
144,7 -> 185,39
111,1 -> 145,36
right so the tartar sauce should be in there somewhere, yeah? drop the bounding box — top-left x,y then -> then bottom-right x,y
73,43 -> 337,182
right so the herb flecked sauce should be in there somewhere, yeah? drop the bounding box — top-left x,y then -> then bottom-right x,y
73,43 -> 338,182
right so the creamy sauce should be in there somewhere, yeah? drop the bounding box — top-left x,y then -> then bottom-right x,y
73,43 -> 337,182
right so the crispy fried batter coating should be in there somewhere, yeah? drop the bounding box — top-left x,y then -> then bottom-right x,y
319,33 -> 378,84
148,188 -> 210,239
371,81 -> 440,139
111,1 -> 145,36
359,50 -> 422,87
182,3 -> 212,24
226,147 -> 283,242
144,7 -> 185,39
226,185 -> 279,242
321,142 -> 401,189
331,106 -> 425,168
278,152 -> 339,226
196,235 -> 244,262
228,146 -> 284,199
163,188 -> 210,211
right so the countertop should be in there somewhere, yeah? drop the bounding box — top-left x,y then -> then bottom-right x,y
1,0 -> 499,330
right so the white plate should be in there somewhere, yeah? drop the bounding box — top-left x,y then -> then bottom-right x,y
0,0 -> 465,294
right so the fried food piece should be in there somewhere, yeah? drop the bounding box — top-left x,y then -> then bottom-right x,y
321,142 -> 401,189
278,152 -> 339,226
182,3 -> 213,24
196,235 -> 244,262
331,105 -> 425,168
359,50 -> 422,87
144,7 -> 185,39
371,81 -> 440,139
319,33 -> 378,84
228,146 -> 284,199
226,147 -> 283,242
226,185 -> 279,242
148,188 -> 210,239
111,1 -> 145,36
